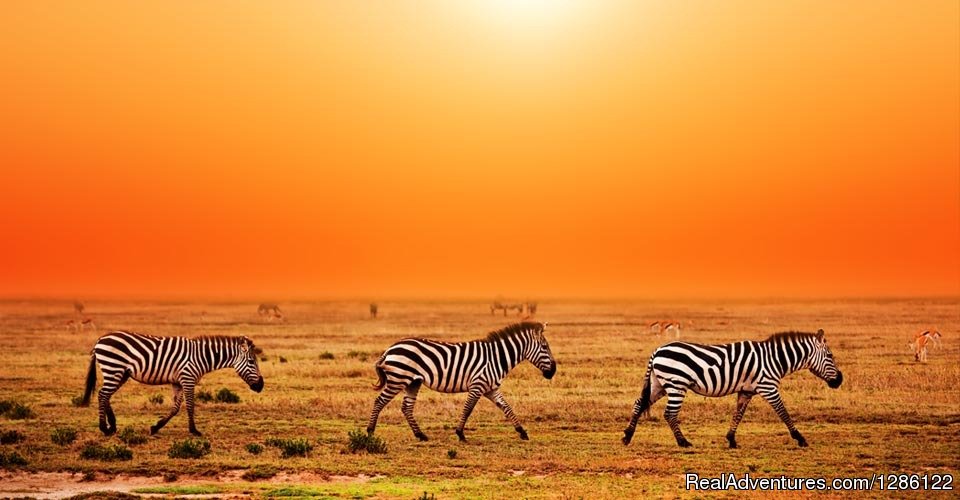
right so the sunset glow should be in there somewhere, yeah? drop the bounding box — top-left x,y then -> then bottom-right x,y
0,1 -> 957,300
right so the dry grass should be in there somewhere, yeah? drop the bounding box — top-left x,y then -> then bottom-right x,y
0,299 -> 957,498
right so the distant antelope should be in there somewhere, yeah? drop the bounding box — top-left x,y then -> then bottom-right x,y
65,319 -> 79,331
257,303 -> 282,318
913,328 -> 942,362
649,321 -> 663,336
505,303 -> 524,316
521,302 -> 538,320
490,302 -> 508,316
80,317 -> 97,331
663,321 -> 682,339
370,303 -> 378,319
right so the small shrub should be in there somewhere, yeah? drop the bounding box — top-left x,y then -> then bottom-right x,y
71,396 -> 85,407
149,394 -> 165,405
245,443 -> 264,455
260,356 -> 268,362
3,402 -> 35,420
0,451 -> 28,467
168,438 -> 211,459
417,493 -> 436,500
279,356 -> 288,363
117,427 -> 148,446
80,442 -> 133,461
0,430 -> 26,445
346,429 -> 387,454
265,437 -> 313,458
318,352 -> 335,360
215,388 -> 240,404
196,390 -> 214,403
0,401 -> 12,415
242,464 -> 278,481
447,449 -> 457,459
80,470 -> 96,482
51,427 -> 78,446
346,350 -> 368,361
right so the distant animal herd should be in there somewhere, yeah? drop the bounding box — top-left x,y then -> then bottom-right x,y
63,300 -> 945,451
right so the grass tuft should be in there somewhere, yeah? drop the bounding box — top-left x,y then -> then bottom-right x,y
215,388 -> 241,404
0,429 -> 26,445
70,396 -> 85,407
0,450 -> 28,467
148,394 -> 164,405
346,428 -> 387,454
242,464 -> 278,481
167,438 -> 211,459
0,400 -> 35,420
79,442 -> 133,461
265,437 -> 313,458
279,356 -> 288,363
196,390 -> 214,403
245,442 -> 264,455
447,449 -> 457,459
318,352 -> 335,360
51,427 -> 78,446
117,426 -> 148,446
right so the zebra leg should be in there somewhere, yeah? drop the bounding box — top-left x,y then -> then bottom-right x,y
367,383 -> 403,435
663,386 -> 692,447
455,389 -> 484,442
401,379 -> 428,441
98,371 -> 129,436
726,391 -> 754,449
623,379 -> 666,446
151,384 -> 184,435
183,382 -> 202,436
759,386 -> 806,447
485,389 -> 527,440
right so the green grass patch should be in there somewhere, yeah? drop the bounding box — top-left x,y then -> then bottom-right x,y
245,442 -> 264,455
0,450 -> 28,467
196,390 -> 214,402
134,485 -> 225,495
265,437 -> 314,458
168,437 -> 211,459
51,426 -> 78,446
117,426 -> 148,446
0,400 -> 35,420
79,442 -> 133,461
215,387 -> 241,403
346,428 -> 387,454
242,464 -> 279,481
0,429 -> 26,444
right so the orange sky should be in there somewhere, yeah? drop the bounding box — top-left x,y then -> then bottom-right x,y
1,1 -> 958,300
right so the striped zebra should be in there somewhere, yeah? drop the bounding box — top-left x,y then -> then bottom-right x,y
622,329 -> 842,449
367,322 -> 557,442
80,331 -> 264,436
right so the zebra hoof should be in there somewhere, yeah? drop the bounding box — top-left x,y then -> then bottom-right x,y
456,430 -> 466,442
517,429 -> 529,440
677,439 -> 693,448
797,439 -> 808,448
622,428 -> 634,446
190,429 -> 203,437
415,432 -> 428,442
149,426 -> 160,435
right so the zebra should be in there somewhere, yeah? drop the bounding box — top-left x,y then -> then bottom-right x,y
622,329 -> 842,449
490,302 -> 508,316
367,322 -> 557,442
80,331 -> 264,436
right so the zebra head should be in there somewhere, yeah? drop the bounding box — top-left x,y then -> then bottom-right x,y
526,323 -> 557,379
235,337 -> 264,392
809,329 -> 842,389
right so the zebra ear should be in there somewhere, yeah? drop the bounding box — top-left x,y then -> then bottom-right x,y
816,329 -> 825,341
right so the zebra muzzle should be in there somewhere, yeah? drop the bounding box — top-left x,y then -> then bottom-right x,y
542,363 -> 557,380
250,377 -> 264,393
827,371 -> 843,389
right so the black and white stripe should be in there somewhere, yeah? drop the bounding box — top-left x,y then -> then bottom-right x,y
80,331 -> 264,436
367,322 -> 557,442
622,329 -> 842,448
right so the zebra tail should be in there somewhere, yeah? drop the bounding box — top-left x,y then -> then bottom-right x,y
371,353 -> 387,391
80,354 -> 97,406
638,358 -> 654,417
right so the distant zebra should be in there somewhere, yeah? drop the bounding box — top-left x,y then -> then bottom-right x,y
622,329 -> 842,449
367,322 -> 557,442
257,303 -> 282,318
80,331 -> 264,436
490,302 -> 508,316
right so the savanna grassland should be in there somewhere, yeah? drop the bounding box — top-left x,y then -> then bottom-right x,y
0,299 -> 957,499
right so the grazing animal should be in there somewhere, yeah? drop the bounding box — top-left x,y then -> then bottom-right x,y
367,322 -> 557,442
370,303 -> 378,319
622,329 -> 842,449
257,303 -> 282,318
505,303 -> 525,316
913,328 -> 942,362
80,331 -> 264,436
490,302 -> 508,316
649,321 -> 663,336
80,317 -> 96,331
73,300 -> 85,315
663,321 -> 681,339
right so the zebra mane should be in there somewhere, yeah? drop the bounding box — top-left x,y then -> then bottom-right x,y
763,331 -> 818,343
192,335 -> 255,348
482,322 -> 544,343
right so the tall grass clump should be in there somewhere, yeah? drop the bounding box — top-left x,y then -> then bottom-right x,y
0,400 -> 35,420
346,429 -> 387,454
80,442 -> 133,461
265,437 -> 313,458
215,388 -> 240,404
0,451 -> 28,467
51,427 -> 78,446
0,430 -> 26,445
168,438 -> 211,459
117,427 -> 148,446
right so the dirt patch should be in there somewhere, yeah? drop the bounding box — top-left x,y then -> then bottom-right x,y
0,471 -> 384,499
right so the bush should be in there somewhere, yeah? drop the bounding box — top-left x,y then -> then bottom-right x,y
1,402 -> 35,420
0,430 -> 26,445
71,396 -> 86,407
265,437 -> 313,458
318,352 -> 335,360
51,427 -> 78,446
117,427 -> 148,446
215,388 -> 240,404
0,451 -> 28,467
245,443 -> 263,455
80,442 -> 133,461
447,449 -> 457,459
196,390 -> 214,403
149,394 -> 165,405
168,438 -> 211,459
242,465 -> 278,481
346,429 -> 387,454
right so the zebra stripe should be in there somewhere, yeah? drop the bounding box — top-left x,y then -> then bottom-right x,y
80,331 -> 264,436
622,329 -> 842,449
367,322 -> 557,442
